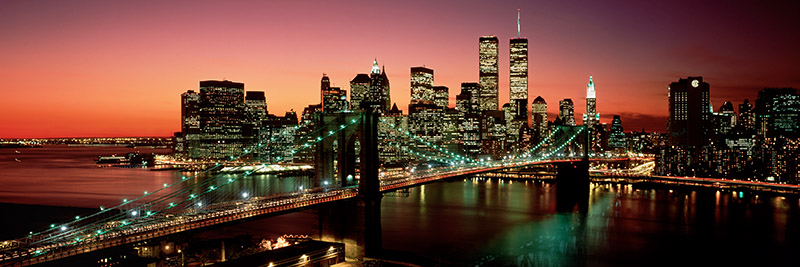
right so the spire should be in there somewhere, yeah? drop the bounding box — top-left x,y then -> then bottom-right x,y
371,59 -> 380,74
517,8 -> 521,38
586,75 -> 595,98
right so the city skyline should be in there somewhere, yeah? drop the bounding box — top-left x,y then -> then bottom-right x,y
2,0 -> 799,138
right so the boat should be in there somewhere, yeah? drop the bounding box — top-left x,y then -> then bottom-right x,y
14,150 -> 20,154
14,158 -> 21,162
95,155 -> 128,164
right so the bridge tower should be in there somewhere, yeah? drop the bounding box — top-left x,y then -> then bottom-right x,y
555,125 -> 590,212
314,108 -> 382,260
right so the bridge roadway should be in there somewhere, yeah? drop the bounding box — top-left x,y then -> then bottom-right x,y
1,157 -> 647,266
593,172 -> 800,192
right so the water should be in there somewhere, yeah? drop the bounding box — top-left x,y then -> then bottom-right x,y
2,146 -> 799,266
0,145 -> 311,208
381,180 -> 800,266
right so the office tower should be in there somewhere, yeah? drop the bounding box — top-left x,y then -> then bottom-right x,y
531,96 -> 547,142
456,91 -> 472,114
713,101 -> 736,136
460,82 -> 480,114
244,91 -> 267,152
378,104 -> 409,164
410,67 -> 434,105
294,103 -> 322,163
755,88 -> 799,139
737,99 -> 755,133
753,88 -> 799,183
197,80 -> 245,159
408,66 -> 443,151
408,103 -> 443,149
583,76 -> 599,127
461,113 -> 481,157
349,74 -> 371,110
180,90 -> 201,157
481,110 -> 507,157
509,11 -> 528,120
608,115 -> 626,150
558,99 -> 576,126
321,74 -> 348,113
479,36 -> 499,111
667,76 -> 711,148
433,86 -> 449,109
367,59 -> 391,113
443,108 -> 462,153
322,87 -> 347,113
262,111 -> 298,162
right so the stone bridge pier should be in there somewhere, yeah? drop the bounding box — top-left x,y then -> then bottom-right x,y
313,108 -> 382,260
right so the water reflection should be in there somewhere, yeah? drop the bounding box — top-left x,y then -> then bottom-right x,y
381,178 -> 800,266
0,146 -> 310,208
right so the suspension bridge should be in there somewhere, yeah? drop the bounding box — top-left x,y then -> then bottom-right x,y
0,110 -> 623,266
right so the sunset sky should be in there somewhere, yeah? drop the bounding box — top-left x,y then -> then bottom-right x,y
1,0 -> 798,138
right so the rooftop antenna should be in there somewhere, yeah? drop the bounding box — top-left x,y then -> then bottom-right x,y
517,8 -> 521,38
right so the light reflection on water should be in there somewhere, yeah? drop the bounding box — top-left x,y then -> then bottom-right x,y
0,146 -> 310,208
2,147 -> 799,266
381,179 -> 800,266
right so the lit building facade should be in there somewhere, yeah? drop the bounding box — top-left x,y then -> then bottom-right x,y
558,98 -> 576,126
197,80 -> 246,159
180,90 -> 201,157
460,82 -> 480,114
608,115 -> 625,150
531,96 -> 548,143
349,74 -> 371,110
433,86 -> 449,109
583,76 -> 599,127
261,111 -> 298,162
378,104 -> 409,164
667,76 -> 711,148
509,38 -> 528,119
321,74 -> 348,113
410,67 -> 434,105
244,91 -> 267,152
479,36 -> 499,111
368,60 -> 391,113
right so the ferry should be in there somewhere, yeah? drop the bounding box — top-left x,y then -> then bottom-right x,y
95,155 -> 128,164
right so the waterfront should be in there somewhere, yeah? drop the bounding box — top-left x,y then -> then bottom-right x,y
1,147 -> 799,266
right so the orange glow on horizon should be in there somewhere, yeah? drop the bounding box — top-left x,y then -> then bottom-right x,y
1,1 -> 797,138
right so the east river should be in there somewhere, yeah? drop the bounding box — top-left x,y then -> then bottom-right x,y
1,146 -> 799,266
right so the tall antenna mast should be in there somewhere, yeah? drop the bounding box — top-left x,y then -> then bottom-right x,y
517,8 -> 521,38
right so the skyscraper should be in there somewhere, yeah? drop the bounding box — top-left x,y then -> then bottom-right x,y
713,101 -> 736,137
558,99 -> 576,126
321,74 -> 348,113
460,82 -> 480,114
755,88 -> 799,139
479,36 -> 499,111
433,86 -> 449,109
608,115 -> 626,150
244,91 -> 267,157
368,59 -> 391,113
531,96 -> 547,142
410,67 -> 434,105
349,74 -> 371,110
583,76 -> 599,127
180,90 -> 201,157
409,66 -> 442,150
737,99 -> 755,133
667,76 -> 711,148
509,11 -> 528,120
197,80 -> 245,159
244,91 -> 267,138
